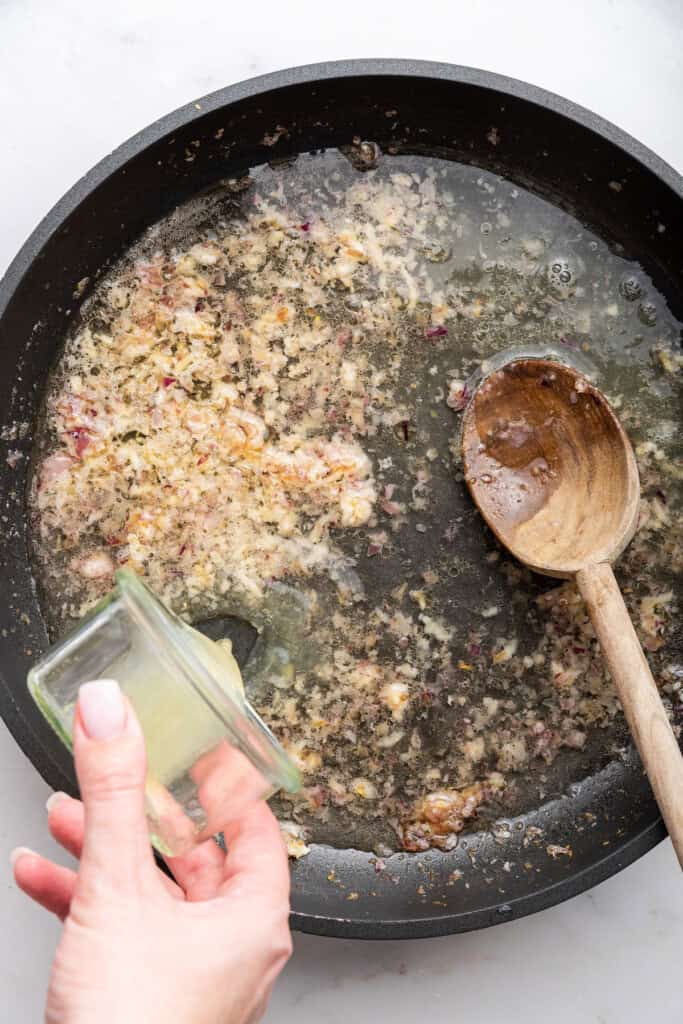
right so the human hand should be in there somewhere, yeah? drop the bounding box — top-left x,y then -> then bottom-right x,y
12,679 -> 292,1024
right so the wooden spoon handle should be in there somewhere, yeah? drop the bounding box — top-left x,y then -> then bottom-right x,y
576,562 -> 683,868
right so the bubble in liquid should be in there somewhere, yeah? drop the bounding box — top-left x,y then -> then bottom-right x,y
550,260 -> 571,281
619,275 -> 643,302
547,257 -> 579,296
421,240 -> 452,263
481,221 -> 492,235
342,139 -> 380,171
359,141 -> 379,163
637,301 -> 658,326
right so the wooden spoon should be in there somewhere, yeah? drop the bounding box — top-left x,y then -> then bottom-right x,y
462,357 -> 683,867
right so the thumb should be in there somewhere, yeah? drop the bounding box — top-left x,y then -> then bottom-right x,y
74,679 -> 154,889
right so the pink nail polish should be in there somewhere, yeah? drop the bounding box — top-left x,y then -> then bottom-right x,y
78,679 -> 126,740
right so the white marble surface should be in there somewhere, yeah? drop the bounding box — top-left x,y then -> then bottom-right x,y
1,0 -> 682,1020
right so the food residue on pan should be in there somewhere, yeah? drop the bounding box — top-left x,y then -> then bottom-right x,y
30,150 -> 682,856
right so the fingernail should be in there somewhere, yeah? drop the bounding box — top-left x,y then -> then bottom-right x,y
78,679 -> 126,741
10,846 -> 35,868
46,791 -> 69,813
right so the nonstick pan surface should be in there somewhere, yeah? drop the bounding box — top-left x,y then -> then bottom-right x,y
1,61 -> 681,938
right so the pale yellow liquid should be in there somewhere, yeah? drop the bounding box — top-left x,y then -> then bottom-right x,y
120,625 -> 243,782
111,626 -> 248,852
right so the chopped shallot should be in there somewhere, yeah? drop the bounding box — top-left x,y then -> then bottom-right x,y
446,379 -> 469,411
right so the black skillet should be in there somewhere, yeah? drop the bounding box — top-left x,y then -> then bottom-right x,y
1,61 -> 681,939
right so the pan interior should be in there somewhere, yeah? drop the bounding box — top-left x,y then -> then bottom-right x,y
29,146 -> 682,864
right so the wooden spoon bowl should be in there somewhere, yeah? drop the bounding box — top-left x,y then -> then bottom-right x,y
462,358 -> 640,576
463,357 -> 683,867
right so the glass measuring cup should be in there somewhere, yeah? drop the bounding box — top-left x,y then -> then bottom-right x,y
28,570 -> 301,856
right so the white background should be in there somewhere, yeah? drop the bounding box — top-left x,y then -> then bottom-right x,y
1,1 -> 682,1020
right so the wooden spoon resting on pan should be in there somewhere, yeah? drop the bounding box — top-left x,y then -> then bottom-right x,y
463,357 -> 683,867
